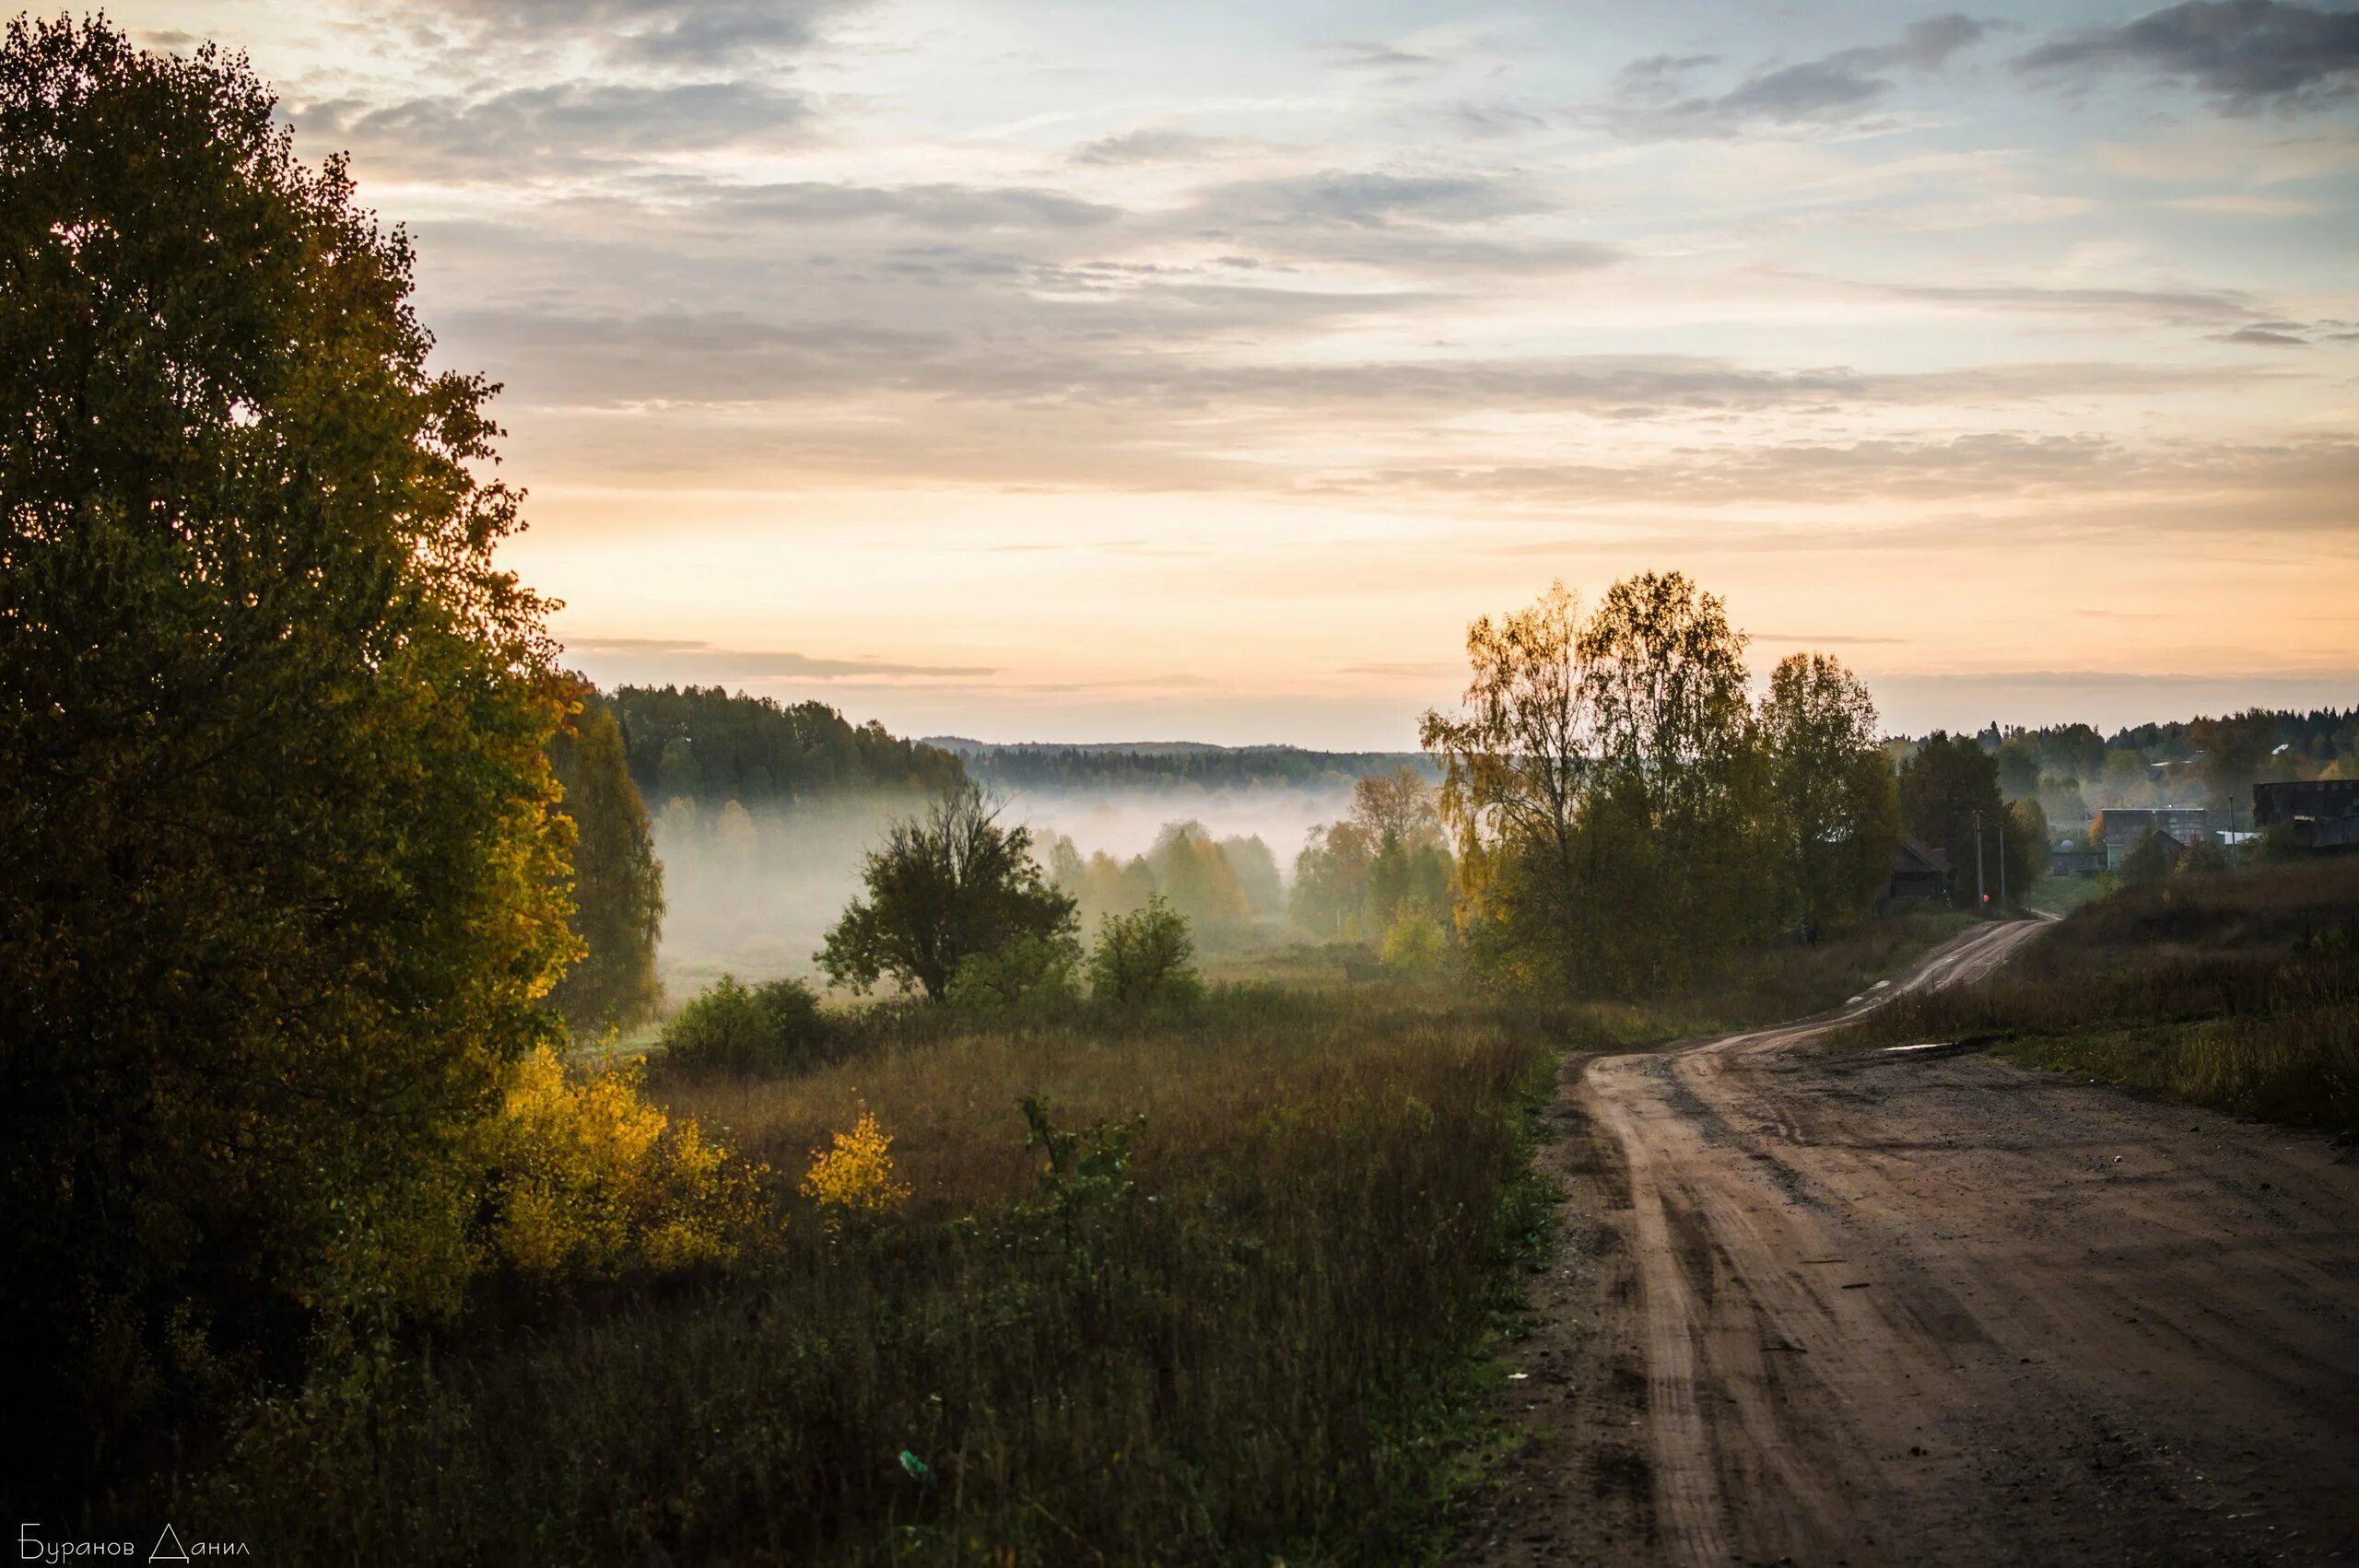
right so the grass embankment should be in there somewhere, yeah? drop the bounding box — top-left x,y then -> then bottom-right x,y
185,987 -> 1571,1564
2026,872 -> 2108,918
1601,907 -> 1980,1040
1837,860 -> 2359,1133
1207,909 -> 1977,1043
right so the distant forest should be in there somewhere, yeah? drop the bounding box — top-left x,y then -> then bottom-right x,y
610,687 -> 2354,814
608,685 -> 965,804
1934,707 -> 2359,825
923,738 -> 1439,791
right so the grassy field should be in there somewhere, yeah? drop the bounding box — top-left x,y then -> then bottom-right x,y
179,987 -> 1575,1564
1836,859 -> 2359,1133
164,910 -> 1990,1563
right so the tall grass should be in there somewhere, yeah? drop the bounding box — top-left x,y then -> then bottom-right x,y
178,989 -> 1573,1563
1836,860 -> 2359,1131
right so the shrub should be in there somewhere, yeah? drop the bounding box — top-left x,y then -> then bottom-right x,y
799,1106 -> 910,1231
1379,901 -> 1451,973
2176,837 -> 2229,877
1087,896 -> 1203,1010
475,1046 -> 768,1277
2117,828 -> 2172,885
650,975 -> 834,1078
947,930 -> 1082,1022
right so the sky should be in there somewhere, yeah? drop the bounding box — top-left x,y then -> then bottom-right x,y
132,0 -> 2359,746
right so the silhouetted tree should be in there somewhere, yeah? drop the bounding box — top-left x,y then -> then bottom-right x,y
1579,572 -> 1781,985
817,781 -> 1076,1000
611,684 -> 964,805
1900,733 -> 2041,910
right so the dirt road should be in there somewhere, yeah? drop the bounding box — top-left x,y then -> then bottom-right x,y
1466,919 -> 2359,1566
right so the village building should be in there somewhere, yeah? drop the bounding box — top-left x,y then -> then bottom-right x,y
2253,779 -> 2359,853
2049,842 -> 2107,877
2091,806 -> 2221,869
1882,838 -> 1952,910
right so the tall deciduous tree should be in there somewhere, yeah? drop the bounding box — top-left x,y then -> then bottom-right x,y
1419,581 -> 1595,986
1149,821 -> 1251,950
1759,652 -> 1899,940
0,18 -> 577,1492
1291,819 -> 1377,941
1578,572 -> 1781,985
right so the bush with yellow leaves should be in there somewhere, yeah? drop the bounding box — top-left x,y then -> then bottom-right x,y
799,1105 -> 911,1231
478,1045 -> 768,1277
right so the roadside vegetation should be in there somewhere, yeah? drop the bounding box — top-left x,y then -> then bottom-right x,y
1836,859 -> 2359,1134
182,985 -> 1568,1562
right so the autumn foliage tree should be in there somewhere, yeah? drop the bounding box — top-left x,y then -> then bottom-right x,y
1423,579 -> 1907,994
0,18 -> 578,1495
1760,652 -> 1900,940
1419,581 -> 1595,988
1578,572 -> 1783,986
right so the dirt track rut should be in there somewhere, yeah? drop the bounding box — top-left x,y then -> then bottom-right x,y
1465,919 -> 2359,1566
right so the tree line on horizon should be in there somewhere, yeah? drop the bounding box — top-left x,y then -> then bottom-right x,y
607,683 -> 966,805
604,679 -> 2358,829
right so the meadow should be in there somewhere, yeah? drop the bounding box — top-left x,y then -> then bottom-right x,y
1835,859 -> 2359,1132
161,904 -> 1991,1565
176,985 -> 1566,1563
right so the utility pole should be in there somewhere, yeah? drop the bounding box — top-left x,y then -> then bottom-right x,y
1974,809 -> 1987,917
1998,811 -> 2008,915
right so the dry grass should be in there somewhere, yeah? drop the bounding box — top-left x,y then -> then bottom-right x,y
169,916 -> 1994,1562
179,987 -> 1575,1564
663,988 -> 1555,1224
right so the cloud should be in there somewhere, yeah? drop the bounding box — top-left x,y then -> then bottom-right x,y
1365,434 -> 2359,539
1316,41 -> 1443,73
560,637 -> 994,681
1070,128 -> 1258,166
1880,15 -> 1993,71
413,0 -> 862,65
1716,60 -> 1892,123
702,181 -> 1121,231
1877,280 -> 2353,344
1333,660 -> 1466,679
1605,14 -> 1989,138
2016,1 -> 2359,113
2160,193 -> 2325,215
1188,170 -> 1551,229
298,81 -> 814,178
1880,281 -> 2263,326
1620,53 -> 1721,87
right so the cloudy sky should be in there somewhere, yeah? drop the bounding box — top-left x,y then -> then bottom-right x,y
137,0 -> 2359,744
